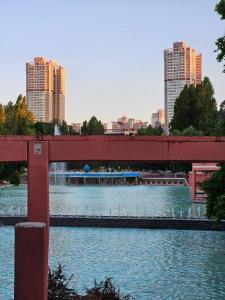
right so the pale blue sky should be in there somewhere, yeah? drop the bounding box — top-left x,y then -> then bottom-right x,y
0,0 -> 224,124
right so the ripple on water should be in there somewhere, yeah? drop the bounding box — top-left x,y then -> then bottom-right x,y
1,227 -> 225,300
0,185 -> 206,218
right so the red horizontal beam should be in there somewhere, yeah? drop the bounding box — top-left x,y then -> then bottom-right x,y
48,136 -> 225,162
1,135 -> 224,142
0,136 -> 225,162
0,141 -> 27,162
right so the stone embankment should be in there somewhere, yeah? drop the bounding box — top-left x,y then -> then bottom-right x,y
0,216 -> 224,231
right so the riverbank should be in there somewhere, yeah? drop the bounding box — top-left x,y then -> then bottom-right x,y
0,215 -> 224,231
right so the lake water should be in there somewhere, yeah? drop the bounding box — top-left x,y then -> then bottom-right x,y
1,227 -> 225,299
1,185 -> 224,299
0,184 -> 206,218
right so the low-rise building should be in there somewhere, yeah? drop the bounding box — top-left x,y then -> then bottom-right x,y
108,115 -> 149,135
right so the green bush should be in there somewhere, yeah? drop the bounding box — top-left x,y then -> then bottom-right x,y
48,264 -> 130,300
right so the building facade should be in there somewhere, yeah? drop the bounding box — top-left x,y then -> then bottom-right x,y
109,115 -> 148,135
71,123 -> 82,133
26,57 -> 65,123
151,109 -> 165,128
164,42 -> 202,134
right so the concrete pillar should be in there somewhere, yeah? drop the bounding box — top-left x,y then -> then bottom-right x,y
14,222 -> 48,300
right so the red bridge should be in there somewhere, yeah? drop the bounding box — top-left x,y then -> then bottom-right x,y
1,135 -> 225,299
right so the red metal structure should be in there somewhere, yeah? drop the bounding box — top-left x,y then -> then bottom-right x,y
189,163 -> 220,200
1,135 -> 225,300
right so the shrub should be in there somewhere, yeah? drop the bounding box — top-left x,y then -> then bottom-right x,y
48,264 -> 130,300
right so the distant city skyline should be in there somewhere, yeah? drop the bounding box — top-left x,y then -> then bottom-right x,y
0,0 -> 224,124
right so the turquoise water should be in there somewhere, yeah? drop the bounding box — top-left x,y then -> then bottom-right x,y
1,227 -> 225,299
1,185 -> 222,299
0,184 -> 206,218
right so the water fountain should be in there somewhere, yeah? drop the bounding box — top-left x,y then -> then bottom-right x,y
171,208 -> 175,218
197,206 -> 201,218
188,207 -> 191,219
144,207 -> 147,218
136,203 -> 139,218
50,125 -> 66,185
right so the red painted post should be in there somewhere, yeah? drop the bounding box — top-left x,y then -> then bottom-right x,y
14,222 -> 48,300
192,170 -> 196,200
28,141 -> 49,224
27,141 -> 49,299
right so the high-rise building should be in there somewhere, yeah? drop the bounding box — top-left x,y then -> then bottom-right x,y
26,57 -> 65,123
151,109 -> 165,128
164,42 -> 202,134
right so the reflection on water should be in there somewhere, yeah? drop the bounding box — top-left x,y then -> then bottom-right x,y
0,184 -> 206,218
1,227 -> 225,300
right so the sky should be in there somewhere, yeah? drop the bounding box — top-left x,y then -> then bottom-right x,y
0,0 -> 224,124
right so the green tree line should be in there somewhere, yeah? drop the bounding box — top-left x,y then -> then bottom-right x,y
170,77 -> 218,135
200,0 -> 225,221
0,94 -> 34,135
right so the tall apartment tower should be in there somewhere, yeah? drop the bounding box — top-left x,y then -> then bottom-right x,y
26,57 -> 65,123
164,42 -> 202,134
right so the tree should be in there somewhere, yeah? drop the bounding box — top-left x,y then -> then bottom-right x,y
81,117 -> 105,135
15,95 -> 34,123
88,116 -> 105,135
170,77 -> 217,134
0,163 -> 21,185
0,104 -> 5,123
2,96 -> 35,135
9,170 -> 20,185
4,101 -> 17,134
14,95 -> 34,134
34,122 -> 55,136
0,104 -> 5,134
170,84 -> 198,132
201,164 -> 225,221
196,77 -> 217,134
68,125 -> 78,135
48,264 -> 130,300
81,120 -> 89,135
60,120 -> 69,135
215,0 -> 225,72
214,100 -> 225,135
84,277 -> 130,300
171,126 -> 204,136
217,100 -> 225,120
48,264 -> 78,300
137,124 -> 163,136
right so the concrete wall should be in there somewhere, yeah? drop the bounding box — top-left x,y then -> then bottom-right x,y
1,216 -> 225,231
